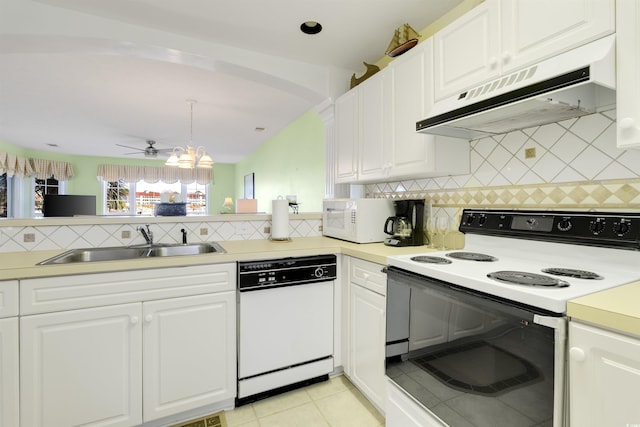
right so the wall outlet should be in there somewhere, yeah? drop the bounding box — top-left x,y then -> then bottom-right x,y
524,147 -> 536,159
264,226 -> 271,234
200,228 -> 208,236
24,233 -> 36,243
121,230 -> 131,239
318,225 -> 323,232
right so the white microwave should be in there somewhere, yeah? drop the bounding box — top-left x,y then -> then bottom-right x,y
322,198 -> 394,243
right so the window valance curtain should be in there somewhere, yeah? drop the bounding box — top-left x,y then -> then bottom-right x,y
97,164 -> 213,185
0,151 -> 74,180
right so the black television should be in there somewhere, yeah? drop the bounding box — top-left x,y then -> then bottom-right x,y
43,195 -> 96,217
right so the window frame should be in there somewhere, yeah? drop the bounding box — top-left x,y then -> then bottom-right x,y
32,175 -> 66,217
102,180 -> 209,216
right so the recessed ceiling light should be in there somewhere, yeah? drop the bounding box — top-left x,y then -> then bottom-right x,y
300,21 -> 322,35
255,127 -> 265,132
46,143 -> 59,147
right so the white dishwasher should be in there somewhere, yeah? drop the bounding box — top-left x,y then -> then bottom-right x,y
236,254 -> 336,405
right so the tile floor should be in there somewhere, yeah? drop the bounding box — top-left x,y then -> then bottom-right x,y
225,375 -> 385,427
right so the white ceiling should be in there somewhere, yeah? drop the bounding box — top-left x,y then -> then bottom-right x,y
0,0 -> 463,163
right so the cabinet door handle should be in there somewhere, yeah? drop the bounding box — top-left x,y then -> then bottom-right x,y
130,316 -> 139,325
489,56 -> 498,69
569,346 -> 586,362
502,51 -> 511,63
144,314 -> 153,323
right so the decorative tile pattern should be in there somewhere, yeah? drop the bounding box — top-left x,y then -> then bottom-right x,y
0,217 -> 323,253
367,112 -> 640,212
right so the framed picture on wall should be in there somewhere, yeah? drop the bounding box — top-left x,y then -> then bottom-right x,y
244,173 -> 255,199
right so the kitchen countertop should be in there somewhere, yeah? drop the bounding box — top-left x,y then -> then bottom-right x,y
0,236 -> 432,281
5,236 -> 639,338
567,281 -> 640,337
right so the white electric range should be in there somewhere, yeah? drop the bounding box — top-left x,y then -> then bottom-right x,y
384,209 -> 640,427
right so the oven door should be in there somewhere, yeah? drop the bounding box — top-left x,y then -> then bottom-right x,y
385,267 -> 566,427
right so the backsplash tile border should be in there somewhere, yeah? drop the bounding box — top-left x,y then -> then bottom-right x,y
369,178 -> 640,210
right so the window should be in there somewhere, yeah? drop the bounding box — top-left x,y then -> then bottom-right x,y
33,175 -> 66,217
0,173 -> 9,218
106,179 -> 131,214
103,179 -> 208,216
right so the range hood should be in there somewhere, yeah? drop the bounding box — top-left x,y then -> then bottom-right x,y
417,34 -> 616,140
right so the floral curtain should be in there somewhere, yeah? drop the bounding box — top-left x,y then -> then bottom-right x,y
97,164 -> 213,185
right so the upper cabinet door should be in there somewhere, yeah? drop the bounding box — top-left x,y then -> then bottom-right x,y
358,72 -> 388,181
335,89 -> 359,183
433,0 -> 501,101
617,0 -> 640,148
501,0 -> 615,73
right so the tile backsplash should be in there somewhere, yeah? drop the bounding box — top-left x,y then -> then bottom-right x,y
367,111 -> 640,220
0,217 -> 322,253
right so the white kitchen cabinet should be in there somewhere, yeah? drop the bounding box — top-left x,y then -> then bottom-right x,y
143,292 -> 236,422
346,257 -> 386,413
0,317 -> 19,427
335,39 -> 469,184
433,0 -> 501,101
19,264 -> 236,427
569,321 -> 640,427
358,71 -> 387,182
501,0 -> 614,74
616,0 -> 640,148
0,280 -> 19,427
335,88 -> 359,183
434,0 -> 614,101
20,303 -> 144,427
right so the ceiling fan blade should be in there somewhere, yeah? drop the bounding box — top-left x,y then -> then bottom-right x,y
116,143 -> 143,151
123,151 -> 143,155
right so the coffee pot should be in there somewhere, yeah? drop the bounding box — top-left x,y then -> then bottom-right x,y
383,199 -> 425,247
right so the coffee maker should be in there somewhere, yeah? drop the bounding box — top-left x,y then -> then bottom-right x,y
383,199 -> 425,246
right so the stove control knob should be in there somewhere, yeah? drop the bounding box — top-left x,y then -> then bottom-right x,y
478,216 -> 487,226
613,220 -> 631,236
557,218 -> 572,232
465,214 -> 475,224
314,267 -> 325,278
589,219 -> 606,235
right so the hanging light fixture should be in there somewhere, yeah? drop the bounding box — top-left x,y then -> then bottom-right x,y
165,99 -> 214,169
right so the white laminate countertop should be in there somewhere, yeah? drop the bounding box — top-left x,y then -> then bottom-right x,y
4,236 -> 639,337
0,236 -> 430,281
568,280 -> 640,338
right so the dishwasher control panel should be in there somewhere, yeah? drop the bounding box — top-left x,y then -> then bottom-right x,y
238,254 -> 337,290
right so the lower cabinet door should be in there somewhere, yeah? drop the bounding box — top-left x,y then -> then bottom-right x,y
386,379 -> 446,427
0,318 -> 18,427
143,292 -> 236,422
20,303 -> 143,427
348,282 -> 386,412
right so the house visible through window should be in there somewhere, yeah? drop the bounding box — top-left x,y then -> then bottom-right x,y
34,176 -> 65,216
104,179 -> 208,215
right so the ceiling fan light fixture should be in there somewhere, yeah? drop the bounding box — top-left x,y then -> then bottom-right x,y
165,100 -> 214,169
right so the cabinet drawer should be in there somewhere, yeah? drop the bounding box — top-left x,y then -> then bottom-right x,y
0,280 -> 19,318
20,263 -> 236,315
350,258 -> 386,296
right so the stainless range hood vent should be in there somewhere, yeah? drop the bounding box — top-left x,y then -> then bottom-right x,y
417,35 -> 616,140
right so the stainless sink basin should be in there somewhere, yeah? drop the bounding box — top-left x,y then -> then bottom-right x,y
38,242 -> 226,265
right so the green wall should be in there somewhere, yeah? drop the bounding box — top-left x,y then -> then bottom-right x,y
234,110 -> 325,213
1,140 -> 235,215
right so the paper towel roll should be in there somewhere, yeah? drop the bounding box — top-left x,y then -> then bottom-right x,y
271,199 -> 290,240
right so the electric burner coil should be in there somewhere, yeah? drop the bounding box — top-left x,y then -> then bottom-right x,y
487,271 -> 570,288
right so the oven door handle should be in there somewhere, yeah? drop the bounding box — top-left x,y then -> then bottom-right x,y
534,314 -> 568,427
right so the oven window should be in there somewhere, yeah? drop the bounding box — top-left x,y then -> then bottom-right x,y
386,271 -> 556,427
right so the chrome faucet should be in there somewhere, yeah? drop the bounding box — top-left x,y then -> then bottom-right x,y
136,224 -> 153,245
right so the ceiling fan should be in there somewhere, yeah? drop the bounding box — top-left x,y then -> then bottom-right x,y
116,140 -> 173,158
